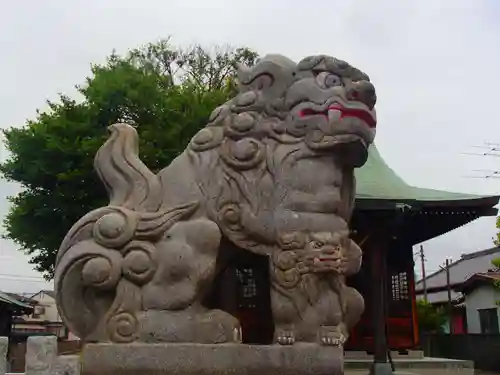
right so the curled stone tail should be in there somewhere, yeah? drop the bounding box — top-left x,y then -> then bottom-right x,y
95,123 -> 162,212
55,122 -> 201,342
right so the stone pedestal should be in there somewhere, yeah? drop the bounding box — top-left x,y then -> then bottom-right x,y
0,337 -> 7,375
81,343 -> 343,375
24,336 -> 80,375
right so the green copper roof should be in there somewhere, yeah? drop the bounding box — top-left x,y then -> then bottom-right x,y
355,145 -> 499,206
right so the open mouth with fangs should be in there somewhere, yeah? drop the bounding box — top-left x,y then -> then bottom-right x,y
299,104 -> 377,129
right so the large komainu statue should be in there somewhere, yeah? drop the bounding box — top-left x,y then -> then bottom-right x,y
55,54 -> 377,347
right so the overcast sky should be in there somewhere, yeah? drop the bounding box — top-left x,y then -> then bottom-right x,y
1,0 -> 499,293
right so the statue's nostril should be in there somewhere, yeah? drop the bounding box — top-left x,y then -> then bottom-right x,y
349,82 -> 377,109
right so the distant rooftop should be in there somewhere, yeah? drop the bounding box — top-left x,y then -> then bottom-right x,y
0,290 -> 35,312
31,290 -> 56,299
416,246 -> 500,288
455,271 -> 500,294
416,246 -> 500,304
5,292 -> 38,305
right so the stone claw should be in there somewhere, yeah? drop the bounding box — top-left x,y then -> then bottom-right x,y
232,327 -> 242,342
319,328 -> 346,347
275,329 -> 296,345
321,336 -> 341,346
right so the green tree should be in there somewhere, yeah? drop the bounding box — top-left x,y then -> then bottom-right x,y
416,299 -> 447,334
494,218 -> 500,246
490,257 -> 500,305
492,257 -> 500,271
0,39 -> 258,279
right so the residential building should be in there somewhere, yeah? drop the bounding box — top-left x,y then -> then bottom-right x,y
415,246 -> 500,304
415,246 -> 500,333
13,290 -> 78,340
455,272 -> 500,334
0,291 -> 33,337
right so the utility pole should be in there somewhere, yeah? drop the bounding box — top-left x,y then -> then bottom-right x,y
419,245 -> 428,302
441,258 -> 453,334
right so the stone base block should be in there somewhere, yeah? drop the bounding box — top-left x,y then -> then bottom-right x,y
81,342 -> 343,375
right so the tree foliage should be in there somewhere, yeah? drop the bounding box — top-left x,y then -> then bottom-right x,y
416,299 -> 447,334
494,218 -> 500,246
492,257 -> 500,271
0,39 -> 258,278
489,257 -> 500,306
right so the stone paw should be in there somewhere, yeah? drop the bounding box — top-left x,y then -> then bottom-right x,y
319,331 -> 346,347
276,330 -> 296,345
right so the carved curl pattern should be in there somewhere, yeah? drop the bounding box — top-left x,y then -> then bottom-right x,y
296,55 -> 370,82
273,251 -> 297,270
92,207 -> 137,249
104,278 -> 142,343
219,138 -> 265,170
107,312 -> 139,343
224,112 -> 257,139
189,127 -> 224,152
121,241 -> 157,285
278,232 -> 306,251
208,104 -> 230,124
273,268 -> 301,289
218,203 -> 243,232
271,251 -> 301,290
55,124 -> 199,343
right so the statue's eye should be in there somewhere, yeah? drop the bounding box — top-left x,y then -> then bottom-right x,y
325,74 -> 342,87
316,72 -> 343,88
311,240 -> 324,249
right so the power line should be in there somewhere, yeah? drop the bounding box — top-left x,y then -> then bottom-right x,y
0,273 -> 45,279
0,279 -> 48,284
462,142 -> 500,179
0,272 -> 47,281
